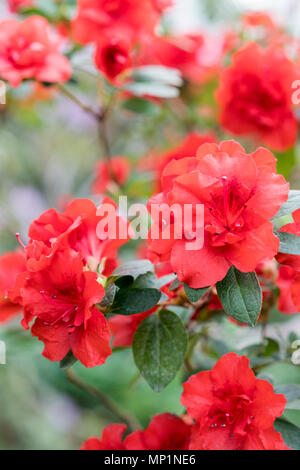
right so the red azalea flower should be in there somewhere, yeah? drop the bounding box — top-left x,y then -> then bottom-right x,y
26,198 -> 128,274
81,423 -> 127,450
141,132 -> 216,191
109,308 -> 155,348
276,209 -> 300,313
242,11 -> 277,29
138,34 -> 212,84
216,42 -> 298,151
71,0 -> 160,45
0,16 -> 71,87
7,0 -> 33,12
91,157 -> 130,195
81,414 -> 191,450
181,353 -> 289,450
0,250 -> 26,323
94,37 -> 132,83
147,140 -> 289,288
17,248 -> 111,368
125,413 -> 191,450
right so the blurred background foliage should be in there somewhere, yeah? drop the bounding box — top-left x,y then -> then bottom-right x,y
0,0 -> 300,450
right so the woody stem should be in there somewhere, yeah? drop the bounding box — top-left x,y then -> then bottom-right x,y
65,367 -> 140,432
59,84 -> 103,121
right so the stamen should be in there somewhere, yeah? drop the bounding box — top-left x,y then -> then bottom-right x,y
16,233 -> 26,250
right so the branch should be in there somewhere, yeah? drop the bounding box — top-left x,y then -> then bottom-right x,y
59,84 -> 102,121
65,367 -> 140,432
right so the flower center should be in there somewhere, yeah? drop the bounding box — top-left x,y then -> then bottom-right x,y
207,394 -> 254,438
206,176 -> 250,246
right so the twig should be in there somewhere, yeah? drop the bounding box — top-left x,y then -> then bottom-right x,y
65,367 -> 140,432
59,84 -> 102,121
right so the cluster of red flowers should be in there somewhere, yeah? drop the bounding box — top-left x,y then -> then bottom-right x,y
147,140 -> 289,288
70,0 -> 223,85
82,353 -> 289,450
1,199 -> 129,367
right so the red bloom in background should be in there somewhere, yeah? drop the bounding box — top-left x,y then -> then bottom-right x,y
26,198 -> 127,274
141,132 -> 216,191
242,11 -> 277,29
0,250 -> 26,323
72,0 -> 160,45
81,423 -> 126,450
109,309 -> 154,348
147,140 -> 289,288
276,209 -> 300,314
91,157 -> 130,195
151,0 -> 174,12
125,413 -> 191,450
94,37 -> 132,83
138,34 -> 223,85
216,42 -> 298,151
17,248 -> 111,368
181,353 -> 288,450
81,414 -> 191,450
0,16 -> 71,87
7,0 -> 33,12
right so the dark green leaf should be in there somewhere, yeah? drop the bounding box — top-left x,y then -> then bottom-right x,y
113,260 -> 153,279
169,277 -> 182,291
133,309 -> 187,391
216,267 -> 262,327
59,351 -> 77,370
111,288 -> 161,316
98,283 -> 116,308
272,190 -> 300,220
184,284 -> 208,303
133,272 -> 157,289
275,231 -> 300,256
274,419 -> 300,450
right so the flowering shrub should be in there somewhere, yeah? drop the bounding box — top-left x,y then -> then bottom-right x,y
0,0 -> 300,451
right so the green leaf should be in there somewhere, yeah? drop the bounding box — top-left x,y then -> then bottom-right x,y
157,273 -> 177,289
122,97 -> 159,115
110,272 -> 161,316
275,147 -> 296,180
132,272 -> 157,289
272,190 -> 300,220
123,82 -> 180,99
184,284 -> 208,303
169,277 -> 182,291
275,231 -> 300,256
133,309 -> 188,391
216,267 -> 262,327
113,260 -> 154,279
131,66 -> 183,86
274,419 -> 300,450
111,288 -> 161,316
98,283 -> 116,309
275,385 -> 300,403
59,351 -> 77,370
